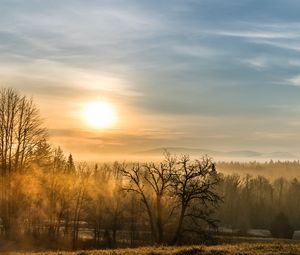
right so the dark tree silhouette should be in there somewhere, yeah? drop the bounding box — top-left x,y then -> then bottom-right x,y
171,155 -> 221,244
66,154 -> 75,173
120,152 -> 221,244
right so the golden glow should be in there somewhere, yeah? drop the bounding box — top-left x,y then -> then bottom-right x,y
82,101 -> 116,129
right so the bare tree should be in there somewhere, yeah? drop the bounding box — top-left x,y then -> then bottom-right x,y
171,155 -> 221,244
0,88 -> 47,238
0,88 -> 46,174
120,160 -> 174,244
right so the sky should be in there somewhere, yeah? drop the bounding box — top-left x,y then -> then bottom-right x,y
1,0 -> 300,160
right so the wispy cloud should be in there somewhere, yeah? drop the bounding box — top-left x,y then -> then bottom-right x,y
210,30 -> 296,39
251,39 -> 300,52
239,57 -> 268,70
172,44 -> 224,58
287,75 -> 300,87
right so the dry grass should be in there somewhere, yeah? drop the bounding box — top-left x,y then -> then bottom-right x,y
4,242 -> 300,255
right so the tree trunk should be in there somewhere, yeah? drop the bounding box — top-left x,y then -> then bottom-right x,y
156,195 -> 164,244
172,203 -> 186,244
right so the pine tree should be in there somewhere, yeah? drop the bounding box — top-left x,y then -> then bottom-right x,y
66,153 -> 75,173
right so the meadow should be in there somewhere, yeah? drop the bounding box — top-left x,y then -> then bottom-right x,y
5,241 -> 300,255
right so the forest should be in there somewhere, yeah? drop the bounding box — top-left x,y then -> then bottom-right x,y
0,88 -> 299,252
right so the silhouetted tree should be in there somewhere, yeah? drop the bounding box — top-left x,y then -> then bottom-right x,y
120,156 -> 175,244
171,155 -> 221,244
120,153 -> 221,244
66,154 -> 75,173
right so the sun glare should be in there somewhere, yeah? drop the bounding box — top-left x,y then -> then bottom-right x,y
82,101 -> 116,129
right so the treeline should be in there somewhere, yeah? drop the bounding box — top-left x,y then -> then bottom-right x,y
0,88 -> 221,250
0,149 -> 221,250
217,173 -> 299,238
218,161 -> 300,179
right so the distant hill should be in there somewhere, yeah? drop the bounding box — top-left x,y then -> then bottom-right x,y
136,147 -> 297,160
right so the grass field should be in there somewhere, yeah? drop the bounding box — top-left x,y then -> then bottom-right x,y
4,242 -> 300,255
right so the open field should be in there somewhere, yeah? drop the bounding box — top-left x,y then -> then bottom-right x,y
4,241 -> 300,255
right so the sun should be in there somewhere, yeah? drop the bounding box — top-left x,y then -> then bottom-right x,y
82,101 -> 116,129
